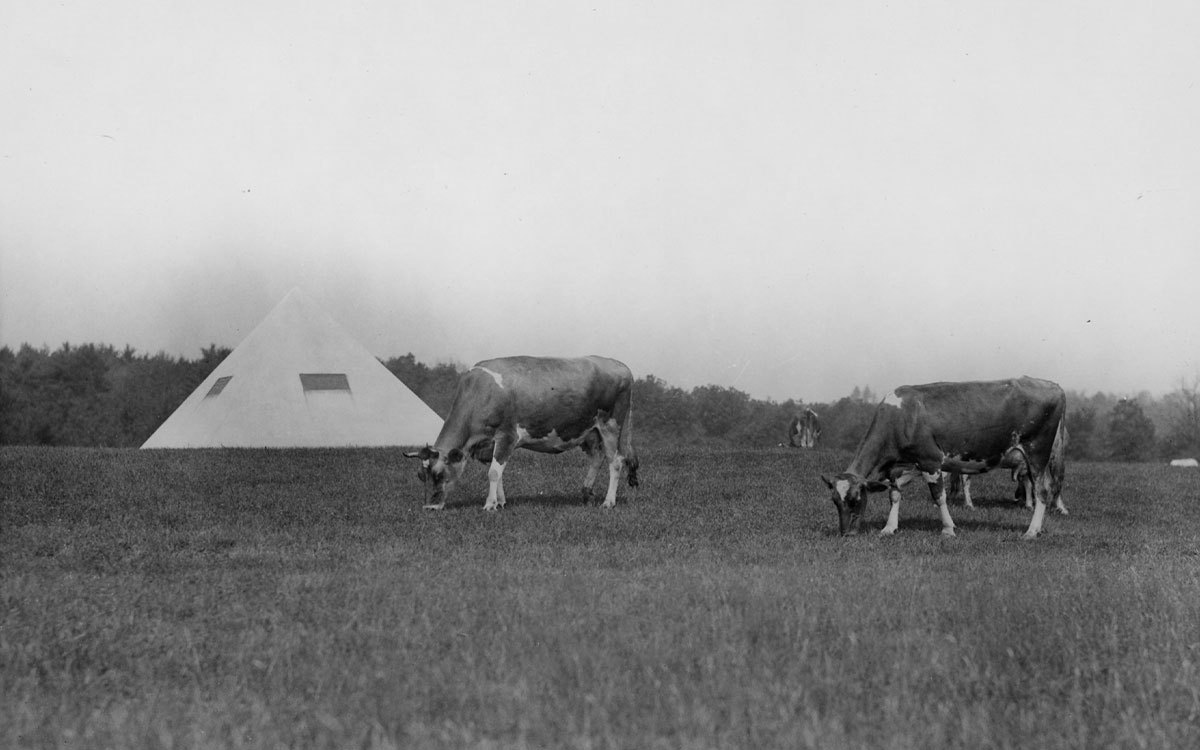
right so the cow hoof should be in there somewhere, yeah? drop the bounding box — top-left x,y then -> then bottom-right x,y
879,528 -> 896,537
483,504 -> 500,512
941,528 -> 957,537
1021,531 -> 1039,540
601,501 -> 616,509
423,503 -> 446,511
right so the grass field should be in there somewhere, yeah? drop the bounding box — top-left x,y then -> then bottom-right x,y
3,445 -> 1200,749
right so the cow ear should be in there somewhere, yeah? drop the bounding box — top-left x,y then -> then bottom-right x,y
819,474 -> 834,489
404,446 -> 437,459
447,448 -> 465,463
865,480 -> 890,493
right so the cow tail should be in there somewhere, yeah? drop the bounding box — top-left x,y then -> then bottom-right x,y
1049,412 -> 1067,501
618,385 -> 639,488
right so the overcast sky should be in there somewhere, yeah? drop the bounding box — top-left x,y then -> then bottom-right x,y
2,1 -> 1197,403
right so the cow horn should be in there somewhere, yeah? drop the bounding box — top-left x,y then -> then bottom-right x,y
404,445 -> 438,460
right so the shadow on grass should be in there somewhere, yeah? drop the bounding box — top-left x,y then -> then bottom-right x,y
917,517 -> 1026,534
507,492 -> 601,508
852,516 -> 1031,535
426,492 -> 599,511
954,495 -> 1029,510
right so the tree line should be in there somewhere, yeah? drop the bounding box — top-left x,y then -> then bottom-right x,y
2,342 -> 1198,461
0,344 -> 230,448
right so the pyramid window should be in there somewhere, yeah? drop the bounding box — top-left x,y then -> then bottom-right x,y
300,373 -> 351,392
204,376 -> 233,398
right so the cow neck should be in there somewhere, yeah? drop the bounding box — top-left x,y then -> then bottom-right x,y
432,410 -> 475,455
845,427 -> 899,484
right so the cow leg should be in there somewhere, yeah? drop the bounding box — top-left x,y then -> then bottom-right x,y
1015,471 -> 1034,513
580,430 -> 604,503
879,472 -> 915,536
597,418 -> 625,508
924,471 -> 956,537
484,459 -> 507,511
1023,498 -> 1046,539
1013,479 -> 1027,507
880,487 -> 902,536
582,449 -> 604,503
484,434 -> 516,511
1014,468 -> 1033,509
1045,466 -> 1068,514
949,473 -> 975,509
1022,471 -> 1053,539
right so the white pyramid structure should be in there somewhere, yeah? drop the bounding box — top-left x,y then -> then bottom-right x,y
142,288 -> 444,448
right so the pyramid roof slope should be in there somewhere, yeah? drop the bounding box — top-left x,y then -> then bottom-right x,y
142,288 -> 444,448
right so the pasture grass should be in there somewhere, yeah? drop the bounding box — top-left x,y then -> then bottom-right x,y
3,446 -> 1200,749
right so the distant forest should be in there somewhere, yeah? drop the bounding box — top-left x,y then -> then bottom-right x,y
2,343 -> 1198,462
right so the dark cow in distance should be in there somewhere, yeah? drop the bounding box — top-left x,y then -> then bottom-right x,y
820,377 -> 1067,539
405,356 -> 639,510
788,408 -> 821,449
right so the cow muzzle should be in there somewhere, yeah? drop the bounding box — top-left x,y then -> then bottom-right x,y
840,511 -> 863,536
832,495 -> 858,536
416,463 -> 448,505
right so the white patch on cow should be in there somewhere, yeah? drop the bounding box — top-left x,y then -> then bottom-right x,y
1170,457 -> 1199,468
882,390 -> 903,409
934,485 -> 956,536
475,366 -> 504,387
834,478 -> 851,501
1023,472 -> 1053,538
484,458 -> 506,511
880,488 -> 902,536
602,453 -> 622,508
1024,499 -> 1046,539
514,424 -> 578,452
593,417 -> 626,508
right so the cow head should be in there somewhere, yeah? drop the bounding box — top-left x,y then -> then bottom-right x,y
820,473 -> 888,536
403,445 -> 467,508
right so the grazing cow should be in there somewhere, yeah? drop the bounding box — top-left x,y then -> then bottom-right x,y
788,408 -> 822,449
404,356 -> 639,510
819,377 -> 1067,539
